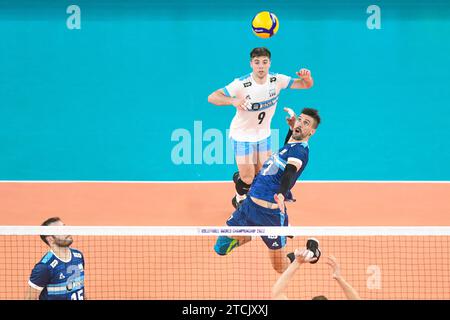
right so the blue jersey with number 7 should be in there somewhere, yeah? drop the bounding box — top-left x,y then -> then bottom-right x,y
248,141 -> 309,203
28,248 -> 85,300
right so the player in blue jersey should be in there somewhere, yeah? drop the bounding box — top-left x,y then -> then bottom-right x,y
26,217 -> 85,300
208,47 -> 314,209
214,108 -> 321,274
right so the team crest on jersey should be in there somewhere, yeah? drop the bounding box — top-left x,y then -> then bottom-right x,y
59,273 -> 65,280
270,77 -> 277,83
243,82 -> 252,87
50,260 -> 58,268
251,103 -> 261,111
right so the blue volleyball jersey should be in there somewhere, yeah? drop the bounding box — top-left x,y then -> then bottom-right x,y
248,141 -> 309,203
28,248 -> 85,300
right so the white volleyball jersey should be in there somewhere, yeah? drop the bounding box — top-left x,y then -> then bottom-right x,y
223,72 -> 293,142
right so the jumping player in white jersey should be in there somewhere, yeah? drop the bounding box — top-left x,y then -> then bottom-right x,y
208,47 -> 314,208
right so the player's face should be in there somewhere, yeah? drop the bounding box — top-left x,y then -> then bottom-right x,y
47,220 -> 73,248
250,56 -> 271,79
292,114 -> 316,140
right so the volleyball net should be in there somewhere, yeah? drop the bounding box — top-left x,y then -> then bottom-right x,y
1,226 -> 449,300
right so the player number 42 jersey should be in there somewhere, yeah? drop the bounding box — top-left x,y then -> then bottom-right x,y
223,73 -> 294,142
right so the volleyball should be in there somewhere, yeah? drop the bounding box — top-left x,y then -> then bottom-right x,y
252,11 -> 279,38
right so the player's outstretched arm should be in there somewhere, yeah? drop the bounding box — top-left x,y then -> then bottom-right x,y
284,107 -> 297,129
326,256 -> 362,300
207,89 -> 248,110
271,249 -> 317,299
290,68 -> 314,89
283,107 -> 296,144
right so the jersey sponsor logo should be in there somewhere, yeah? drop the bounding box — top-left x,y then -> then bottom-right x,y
267,235 -> 278,239
73,252 -> 82,258
243,81 -> 252,88
66,279 -> 83,292
271,242 -> 279,247
50,260 -> 58,268
251,103 -> 261,111
270,77 -> 277,83
249,96 -> 278,111
59,273 -> 65,280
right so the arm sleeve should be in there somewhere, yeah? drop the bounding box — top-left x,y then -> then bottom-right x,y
284,129 -> 293,145
277,164 -> 297,197
277,74 -> 294,90
223,79 -> 241,97
29,263 -> 50,290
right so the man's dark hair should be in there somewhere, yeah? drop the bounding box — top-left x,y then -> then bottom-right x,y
40,217 -> 61,246
312,295 -> 328,300
250,47 -> 271,59
301,108 -> 321,129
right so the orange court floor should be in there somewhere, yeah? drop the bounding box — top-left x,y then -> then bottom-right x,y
0,181 -> 449,226
0,181 -> 449,300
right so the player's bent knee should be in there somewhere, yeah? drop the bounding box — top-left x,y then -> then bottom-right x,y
214,236 -> 239,256
236,171 -> 254,185
271,261 -> 286,274
268,248 -> 289,274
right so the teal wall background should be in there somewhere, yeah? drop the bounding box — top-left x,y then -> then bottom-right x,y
1,0 -> 449,181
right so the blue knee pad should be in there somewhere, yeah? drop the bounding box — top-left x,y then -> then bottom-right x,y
214,236 -> 239,256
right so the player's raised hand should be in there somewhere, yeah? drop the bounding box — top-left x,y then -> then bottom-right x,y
274,193 -> 286,213
232,97 -> 251,111
296,68 -> 312,80
283,107 -> 296,130
325,255 -> 342,279
294,248 -> 318,264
